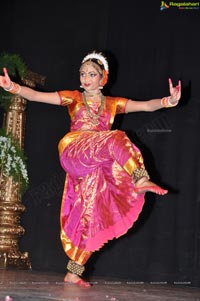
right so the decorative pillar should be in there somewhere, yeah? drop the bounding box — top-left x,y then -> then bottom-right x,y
0,71 -> 46,269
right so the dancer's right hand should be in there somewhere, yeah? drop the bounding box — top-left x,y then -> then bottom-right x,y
0,68 -> 12,90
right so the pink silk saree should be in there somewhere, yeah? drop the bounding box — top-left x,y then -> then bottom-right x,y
58,90 -> 145,265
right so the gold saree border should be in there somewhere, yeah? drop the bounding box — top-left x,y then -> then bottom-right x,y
58,131 -> 82,156
60,229 -> 92,265
123,157 -> 139,175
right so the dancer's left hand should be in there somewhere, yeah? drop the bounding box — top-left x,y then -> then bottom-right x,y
168,78 -> 181,104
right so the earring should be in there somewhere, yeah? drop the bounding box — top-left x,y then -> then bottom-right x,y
80,85 -> 83,88
99,86 -> 103,90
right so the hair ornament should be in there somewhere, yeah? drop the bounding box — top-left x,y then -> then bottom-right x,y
82,51 -> 109,72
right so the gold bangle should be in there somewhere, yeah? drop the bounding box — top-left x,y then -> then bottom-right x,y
4,81 -> 21,94
161,96 -> 178,108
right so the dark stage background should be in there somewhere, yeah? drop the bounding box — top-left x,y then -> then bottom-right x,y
0,0 -> 200,287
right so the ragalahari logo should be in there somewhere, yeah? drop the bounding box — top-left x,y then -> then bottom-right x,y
160,1 -> 200,10
160,1 -> 170,10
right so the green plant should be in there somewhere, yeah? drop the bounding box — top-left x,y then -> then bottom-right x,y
0,127 -> 29,194
0,52 -> 28,111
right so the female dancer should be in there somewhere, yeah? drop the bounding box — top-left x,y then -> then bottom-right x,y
0,51 -> 181,287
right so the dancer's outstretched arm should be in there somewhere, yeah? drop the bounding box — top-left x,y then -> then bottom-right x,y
0,67 -> 60,105
125,78 -> 181,113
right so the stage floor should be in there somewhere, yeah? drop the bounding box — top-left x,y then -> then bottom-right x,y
0,270 -> 199,301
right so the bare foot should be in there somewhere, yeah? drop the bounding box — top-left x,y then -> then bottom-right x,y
134,178 -> 168,195
64,272 -> 91,287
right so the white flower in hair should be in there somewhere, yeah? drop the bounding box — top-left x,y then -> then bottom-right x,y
82,52 -> 109,72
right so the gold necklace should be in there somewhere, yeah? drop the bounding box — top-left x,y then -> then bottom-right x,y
82,92 -> 105,125
84,90 -> 101,97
